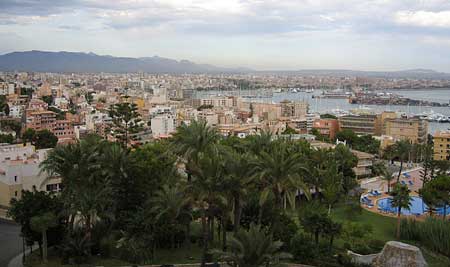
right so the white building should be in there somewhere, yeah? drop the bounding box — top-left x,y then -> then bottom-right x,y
151,114 -> 176,138
0,144 -> 60,207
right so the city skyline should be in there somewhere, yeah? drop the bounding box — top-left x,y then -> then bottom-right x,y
1,1 -> 450,71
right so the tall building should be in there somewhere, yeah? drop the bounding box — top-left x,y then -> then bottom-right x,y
383,117 -> 428,144
433,131 -> 450,161
338,114 -> 380,135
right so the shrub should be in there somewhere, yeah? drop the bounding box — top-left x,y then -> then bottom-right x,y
400,218 -> 450,257
290,232 -> 317,262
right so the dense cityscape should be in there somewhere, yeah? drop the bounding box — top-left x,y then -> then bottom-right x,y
1,1 -> 450,267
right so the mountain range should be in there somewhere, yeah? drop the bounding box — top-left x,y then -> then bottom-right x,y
0,50 -> 249,74
1,50 -> 450,79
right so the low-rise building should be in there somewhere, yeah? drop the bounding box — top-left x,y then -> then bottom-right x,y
0,143 -> 60,207
312,119 -> 339,139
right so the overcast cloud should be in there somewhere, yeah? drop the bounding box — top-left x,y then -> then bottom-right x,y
1,0 -> 450,71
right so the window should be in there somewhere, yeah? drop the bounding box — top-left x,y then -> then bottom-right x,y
14,175 -> 17,182
14,191 -> 17,197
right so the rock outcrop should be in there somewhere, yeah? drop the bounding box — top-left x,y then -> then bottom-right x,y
348,241 -> 428,267
373,241 -> 427,267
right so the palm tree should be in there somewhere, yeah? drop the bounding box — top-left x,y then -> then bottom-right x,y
390,184 -> 412,239
381,165 -> 395,193
222,150 -> 254,234
188,153 -> 227,267
40,135 -> 114,247
253,140 -> 310,211
212,223 -> 292,267
171,120 -> 220,181
30,212 -> 57,263
149,184 -> 191,249
386,140 -> 412,182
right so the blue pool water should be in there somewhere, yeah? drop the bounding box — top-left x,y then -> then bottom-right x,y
377,196 -> 449,216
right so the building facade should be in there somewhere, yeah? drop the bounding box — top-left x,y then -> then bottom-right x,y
434,131 -> 450,161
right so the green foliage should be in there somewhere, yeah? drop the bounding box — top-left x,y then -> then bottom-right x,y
420,175 -> 450,217
0,95 -> 10,115
42,95 -> 53,106
320,113 -> 338,119
289,232 -> 318,262
401,218 -> 450,257
282,125 -> 297,134
212,223 -> 292,267
0,133 -> 14,143
8,190 -> 63,250
342,222 -> 373,253
335,129 -> 380,154
109,100 -> 142,146
197,104 -> 214,111
22,128 -> 58,149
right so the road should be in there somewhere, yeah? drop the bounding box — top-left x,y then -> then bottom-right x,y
0,219 -> 22,267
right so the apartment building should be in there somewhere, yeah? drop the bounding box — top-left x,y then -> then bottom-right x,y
383,117 -> 428,144
433,131 -> 450,161
280,100 -> 308,118
312,119 -> 339,139
151,114 -> 176,138
0,143 -> 60,207
338,114 -> 381,135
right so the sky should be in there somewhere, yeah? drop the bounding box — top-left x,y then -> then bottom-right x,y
1,0 -> 450,71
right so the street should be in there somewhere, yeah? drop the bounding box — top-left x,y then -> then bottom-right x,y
0,220 -> 22,267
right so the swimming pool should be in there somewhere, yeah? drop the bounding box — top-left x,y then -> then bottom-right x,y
377,196 -> 449,216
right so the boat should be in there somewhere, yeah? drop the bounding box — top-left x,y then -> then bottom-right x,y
305,88 -> 314,93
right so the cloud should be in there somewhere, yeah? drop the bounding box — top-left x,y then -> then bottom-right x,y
395,10 -> 450,28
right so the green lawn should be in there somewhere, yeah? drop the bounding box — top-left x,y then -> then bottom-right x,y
331,204 -> 396,242
329,204 -> 450,267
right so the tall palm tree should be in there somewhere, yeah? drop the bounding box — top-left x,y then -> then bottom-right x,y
40,135 -> 113,246
386,140 -> 412,182
212,223 -> 292,267
149,184 -> 191,249
171,120 -> 220,181
390,184 -> 412,239
188,153 -> 227,267
253,140 -> 310,211
30,212 -> 57,263
381,165 -> 395,193
223,150 -> 254,234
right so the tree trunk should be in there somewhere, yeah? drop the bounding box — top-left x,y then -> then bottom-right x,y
42,230 -> 48,263
314,230 -> 319,245
200,208 -> 209,267
328,204 -> 332,215
329,235 -> 334,251
257,205 -> 263,225
233,196 -> 241,234
396,208 -> 401,239
185,223 -> 191,248
443,206 -> 447,220
397,160 -> 403,182
209,216 -> 214,243
222,218 -> 227,251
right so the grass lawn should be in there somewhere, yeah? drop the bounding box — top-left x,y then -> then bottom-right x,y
331,204 -> 396,242
329,204 -> 450,267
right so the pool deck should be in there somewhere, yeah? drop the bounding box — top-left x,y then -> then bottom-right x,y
359,167 -> 449,220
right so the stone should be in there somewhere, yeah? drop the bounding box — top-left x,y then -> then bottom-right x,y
372,241 -> 428,267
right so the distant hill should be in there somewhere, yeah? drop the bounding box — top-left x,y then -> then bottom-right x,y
0,50 -> 250,74
1,50 -> 449,79
258,69 -> 450,79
